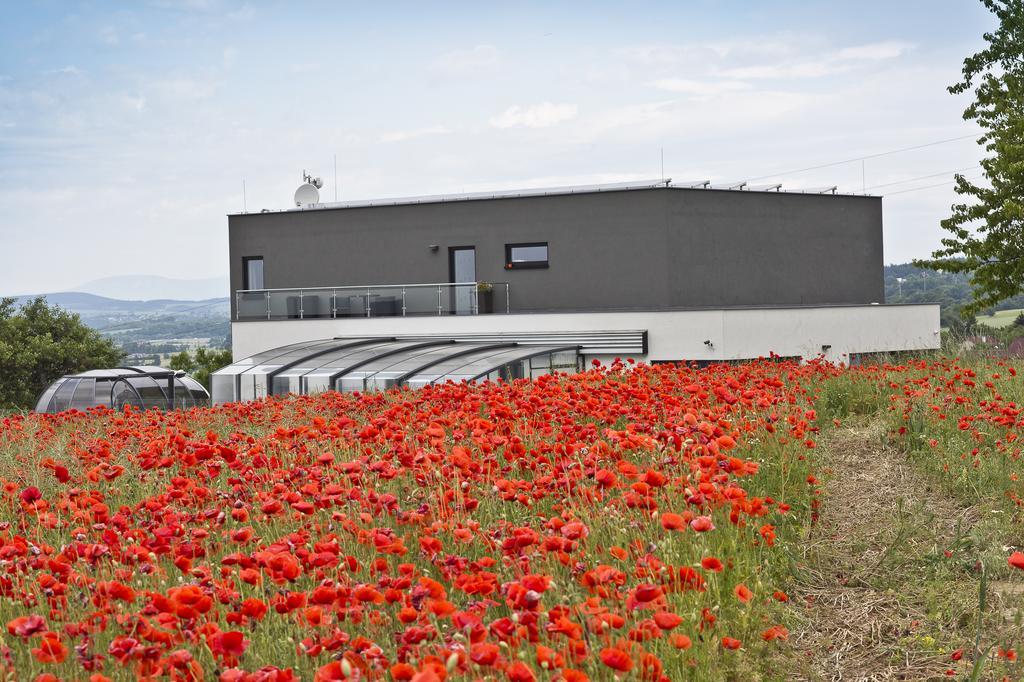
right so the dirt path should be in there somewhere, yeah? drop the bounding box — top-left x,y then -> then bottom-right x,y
788,420 -> 981,681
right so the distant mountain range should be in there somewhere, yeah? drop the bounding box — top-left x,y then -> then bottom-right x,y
13,291 -> 228,318
72,275 -> 229,301
9,280 -> 231,353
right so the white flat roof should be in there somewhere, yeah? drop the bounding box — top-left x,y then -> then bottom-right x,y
231,178 -> 875,216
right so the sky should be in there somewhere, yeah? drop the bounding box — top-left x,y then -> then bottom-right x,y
0,0 -> 997,295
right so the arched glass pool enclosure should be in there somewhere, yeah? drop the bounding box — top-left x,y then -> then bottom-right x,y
211,337 -> 582,404
34,367 -> 210,413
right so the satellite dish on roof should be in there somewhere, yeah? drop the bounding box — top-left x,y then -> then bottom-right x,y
295,170 -> 323,206
295,183 -> 320,207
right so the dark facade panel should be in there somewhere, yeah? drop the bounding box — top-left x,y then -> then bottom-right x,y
228,187 -> 883,318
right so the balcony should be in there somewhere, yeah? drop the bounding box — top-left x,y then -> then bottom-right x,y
235,282 -> 511,321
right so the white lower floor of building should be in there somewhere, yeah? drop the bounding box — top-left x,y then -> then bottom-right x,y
230,303 -> 940,369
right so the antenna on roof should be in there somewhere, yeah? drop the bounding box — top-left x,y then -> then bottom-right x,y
295,170 -> 323,207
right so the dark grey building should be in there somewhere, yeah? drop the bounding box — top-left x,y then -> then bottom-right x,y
216,179 -> 938,403
228,182 -> 884,320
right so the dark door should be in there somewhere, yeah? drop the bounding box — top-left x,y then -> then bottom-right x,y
449,246 -> 476,315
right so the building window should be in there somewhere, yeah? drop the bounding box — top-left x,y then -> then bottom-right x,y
505,242 -> 549,269
243,256 -> 264,290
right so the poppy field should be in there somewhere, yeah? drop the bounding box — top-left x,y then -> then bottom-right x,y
0,357 -> 1022,681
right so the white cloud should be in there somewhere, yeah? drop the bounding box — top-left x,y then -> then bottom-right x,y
489,102 -> 577,129
650,78 -> 751,96
151,77 -> 219,101
121,94 -> 147,112
718,40 -> 915,80
46,65 -> 83,76
838,40 -> 914,60
227,4 -> 256,21
380,125 -> 451,143
719,62 -> 839,79
98,25 -> 119,46
431,45 -> 499,76
622,37 -> 914,84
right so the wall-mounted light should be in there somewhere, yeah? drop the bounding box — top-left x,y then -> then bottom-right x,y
821,344 -> 832,353
429,244 -> 439,252
703,340 -> 713,349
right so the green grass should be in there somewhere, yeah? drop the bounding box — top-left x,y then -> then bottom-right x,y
975,308 -> 1024,329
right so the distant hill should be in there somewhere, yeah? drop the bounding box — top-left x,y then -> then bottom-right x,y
13,291 -> 228,317
10,291 -> 230,356
884,263 -> 1024,328
73,275 -> 229,301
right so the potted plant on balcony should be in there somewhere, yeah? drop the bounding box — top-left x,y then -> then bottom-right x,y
477,282 -> 494,314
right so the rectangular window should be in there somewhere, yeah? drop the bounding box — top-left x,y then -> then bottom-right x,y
243,256 -> 264,290
505,242 -> 548,269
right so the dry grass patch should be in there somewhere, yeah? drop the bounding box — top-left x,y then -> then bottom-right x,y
785,421 -> 1006,681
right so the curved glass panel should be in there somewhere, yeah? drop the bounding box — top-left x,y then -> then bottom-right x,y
236,339 -> 343,402
424,346 -> 565,385
180,376 -> 210,405
69,378 -> 97,410
50,378 -> 81,413
266,339 -> 375,396
297,340 -> 428,394
402,345 -> 524,388
345,343 -> 470,393
127,376 -> 168,410
111,379 -> 144,410
34,380 -> 63,413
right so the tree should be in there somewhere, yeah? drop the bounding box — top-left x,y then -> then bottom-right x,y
169,346 -> 233,390
915,0 -> 1024,315
0,297 -> 124,410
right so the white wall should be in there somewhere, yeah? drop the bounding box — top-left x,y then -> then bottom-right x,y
232,304 -> 940,365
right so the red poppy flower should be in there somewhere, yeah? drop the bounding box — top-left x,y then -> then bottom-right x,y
599,648 -> 633,672
734,583 -> 753,604
689,516 -> 715,532
721,637 -> 742,650
660,512 -> 684,531
32,631 -> 67,663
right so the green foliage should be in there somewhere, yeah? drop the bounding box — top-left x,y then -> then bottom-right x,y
168,346 -> 233,390
882,263 -> 1024,327
915,0 -> 1024,315
0,297 -> 123,410
817,373 -> 886,421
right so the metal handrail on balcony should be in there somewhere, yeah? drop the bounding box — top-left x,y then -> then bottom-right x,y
235,282 -> 511,321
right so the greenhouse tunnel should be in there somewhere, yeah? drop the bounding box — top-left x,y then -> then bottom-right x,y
211,337 -> 583,404
34,366 -> 210,413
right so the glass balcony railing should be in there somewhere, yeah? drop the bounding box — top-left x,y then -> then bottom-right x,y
235,282 -> 511,321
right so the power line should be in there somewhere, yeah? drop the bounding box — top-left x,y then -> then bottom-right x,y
864,165 -> 981,191
745,132 -> 982,183
882,173 -> 985,197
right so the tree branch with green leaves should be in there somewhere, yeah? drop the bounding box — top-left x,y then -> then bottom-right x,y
915,0 -> 1024,316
